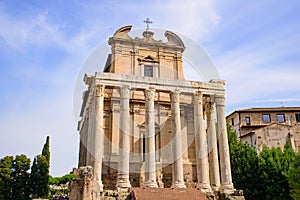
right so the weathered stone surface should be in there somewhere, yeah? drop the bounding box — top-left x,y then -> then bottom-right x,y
101,190 -> 129,200
69,166 -> 93,200
130,188 -> 209,200
227,107 -> 300,154
219,190 -> 245,200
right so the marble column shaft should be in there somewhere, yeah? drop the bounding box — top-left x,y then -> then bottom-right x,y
86,104 -> 93,166
206,100 -> 221,191
92,85 -> 105,197
215,95 -> 234,193
170,90 -> 186,188
144,88 -> 158,187
117,86 -> 131,191
194,92 -> 211,192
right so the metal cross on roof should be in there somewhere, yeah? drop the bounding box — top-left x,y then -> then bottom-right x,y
143,18 -> 153,30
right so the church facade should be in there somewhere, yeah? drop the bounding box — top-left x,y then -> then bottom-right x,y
77,25 -> 235,198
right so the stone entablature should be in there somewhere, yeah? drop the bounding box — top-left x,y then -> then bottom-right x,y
78,72 -> 226,130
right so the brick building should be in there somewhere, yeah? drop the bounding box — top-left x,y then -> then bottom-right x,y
226,107 -> 300,153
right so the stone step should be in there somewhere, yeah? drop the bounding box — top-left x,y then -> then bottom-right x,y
130,188 -> 209,200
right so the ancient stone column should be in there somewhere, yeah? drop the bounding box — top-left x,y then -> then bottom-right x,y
144,88 -> 158,188
170,90 -> 186,188
116,86 -> 132,191
206,100 -> 221,191
78,115 -> 88,167
86,104 -> 93,166
92,84 -> 105,198
215,95 -> 234,193
194,92 -> 212,192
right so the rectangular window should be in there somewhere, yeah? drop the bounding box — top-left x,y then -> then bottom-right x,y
245,117 -> 251,125
296,114 -> 300,123
231,118 -> 234,126
262,114 -> 271,123
144,65 -> 153,77
277,114 -> 285,123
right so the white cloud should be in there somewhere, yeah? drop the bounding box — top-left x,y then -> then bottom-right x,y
216,47 -> 300,112
149,0 -> 220,41
0,3 -> 110,176
0,85 -> 78,176
0,5 -> 106,57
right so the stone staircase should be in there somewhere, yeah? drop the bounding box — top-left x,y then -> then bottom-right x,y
130,188 -> 209,200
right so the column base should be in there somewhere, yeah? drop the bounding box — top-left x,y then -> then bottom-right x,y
93,180 -> 103,200
219,183 -> 235,194
93,180 -> 104,192
116,180 -> 131,192
196,183 -> 212,193
171,181 -> 186,188
143,181 -> 158,188
211,185 -> 220,192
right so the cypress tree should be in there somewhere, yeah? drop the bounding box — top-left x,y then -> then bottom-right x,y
31,136 -> 50,198
42,136 -> 50,165
31,155 -> 49,198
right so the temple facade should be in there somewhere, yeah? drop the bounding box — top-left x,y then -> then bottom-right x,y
77,25 -> 235,198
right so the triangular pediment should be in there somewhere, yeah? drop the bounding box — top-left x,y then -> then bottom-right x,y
138,55 -> 159,64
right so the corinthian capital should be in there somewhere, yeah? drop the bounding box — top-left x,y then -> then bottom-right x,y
145,88 -> 155,102
95,84 -> 105,97
120,86 -> 130,99
193,91 -> 203,105
204,96 -> 215,114
170,90 -> 181,103
215,95 -> 225,107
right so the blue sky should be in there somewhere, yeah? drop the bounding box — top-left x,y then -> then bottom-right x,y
0,0 -> 300,176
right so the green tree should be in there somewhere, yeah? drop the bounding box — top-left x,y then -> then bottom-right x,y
49,174 -> 76,185
31,155 -> 50,198
11,154 -> 31,200
282,141 -> 297,176
227,124 -> 261,200
49,173 -> 76,195
289,153 -> 300,199
0,156 -> 13,200
42,136 -> 50,165
258,146 -> 291,200
31,136 -> 51,198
